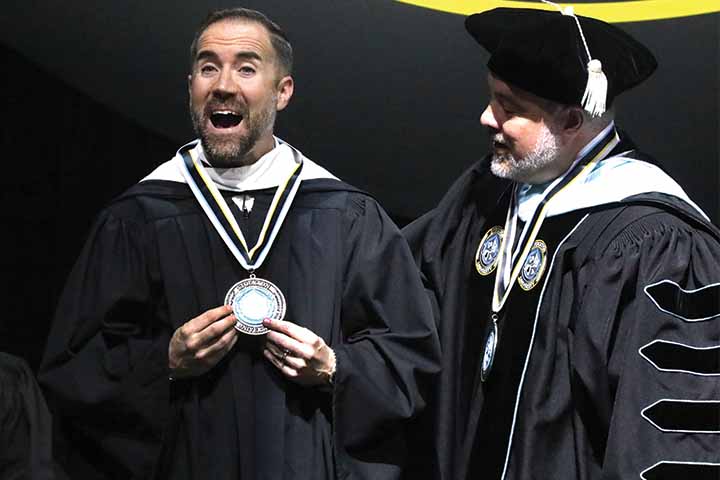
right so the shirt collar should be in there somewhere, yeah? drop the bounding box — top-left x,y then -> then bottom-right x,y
516,121 -> 616,220
192,137 -> 305,192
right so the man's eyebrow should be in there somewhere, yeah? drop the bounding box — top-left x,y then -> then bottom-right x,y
495,92 -> 523,110
194,50 -> 263,63
195,50 -> 219,63
234,51 -> 262,62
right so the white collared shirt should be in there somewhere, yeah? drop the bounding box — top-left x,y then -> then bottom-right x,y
142,136 -> 337,192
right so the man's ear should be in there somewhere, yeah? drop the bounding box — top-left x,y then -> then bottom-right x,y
187,74 -> 193,96
276,75 -> 294,111
560,107 -> 584,134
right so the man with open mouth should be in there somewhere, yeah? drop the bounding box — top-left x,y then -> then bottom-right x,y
39,7 -> 439,480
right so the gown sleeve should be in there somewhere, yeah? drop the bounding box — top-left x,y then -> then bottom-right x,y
332,195 -> 441,480
0,352 -> 62,480
402,210 -> 443,322
38,206 -> 170,478
572,208 -> 720,479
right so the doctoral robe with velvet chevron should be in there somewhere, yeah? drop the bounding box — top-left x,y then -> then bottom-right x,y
403,135 -> 720,480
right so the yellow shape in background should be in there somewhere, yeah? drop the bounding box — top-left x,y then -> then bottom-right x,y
395,0 -> 720,23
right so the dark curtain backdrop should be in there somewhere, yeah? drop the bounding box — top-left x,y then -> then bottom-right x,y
0,46 -> 176,369
1,34 -> 718,370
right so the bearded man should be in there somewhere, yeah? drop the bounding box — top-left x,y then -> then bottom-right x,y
404,5 -> 720,480
39,8 -> 439,479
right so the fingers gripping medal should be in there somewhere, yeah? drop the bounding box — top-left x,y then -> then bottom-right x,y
178,141 -> 304,335
225,275 -> 286,335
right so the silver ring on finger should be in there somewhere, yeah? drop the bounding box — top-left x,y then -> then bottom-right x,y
281,349 -> 290,362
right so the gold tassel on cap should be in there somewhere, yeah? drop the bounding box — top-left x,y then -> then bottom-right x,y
542,1 -> 608,116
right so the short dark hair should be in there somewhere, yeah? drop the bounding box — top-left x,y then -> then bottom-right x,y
189,8 -> 293,77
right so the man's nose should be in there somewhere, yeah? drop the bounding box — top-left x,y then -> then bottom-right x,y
480,104 -> 498,130
213,67 -> 238,97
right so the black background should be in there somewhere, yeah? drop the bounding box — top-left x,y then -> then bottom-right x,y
0,1 -> 717,368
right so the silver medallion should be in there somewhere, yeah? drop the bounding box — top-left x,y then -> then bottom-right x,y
481,316 -> 498,382
224,277 -> 286,335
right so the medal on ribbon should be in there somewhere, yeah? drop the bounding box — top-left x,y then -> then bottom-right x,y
480,128 -> 621,381
179,141 -> 303,335
224,277 -> 286,335
480,313 -> 499,382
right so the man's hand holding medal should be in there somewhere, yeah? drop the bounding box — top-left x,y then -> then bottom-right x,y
262,317 -> 336,387
168,309 -> 336,388
168,305 -> 238,380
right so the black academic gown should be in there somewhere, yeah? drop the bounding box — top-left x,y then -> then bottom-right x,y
39,178 -> 440,480
403,145 -> 720,480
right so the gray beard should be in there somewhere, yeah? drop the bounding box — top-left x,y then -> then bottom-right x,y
490,125 -> 560,183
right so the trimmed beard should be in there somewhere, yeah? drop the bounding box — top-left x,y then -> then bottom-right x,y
190,94 -> 277,168
490,123 -> 560,183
